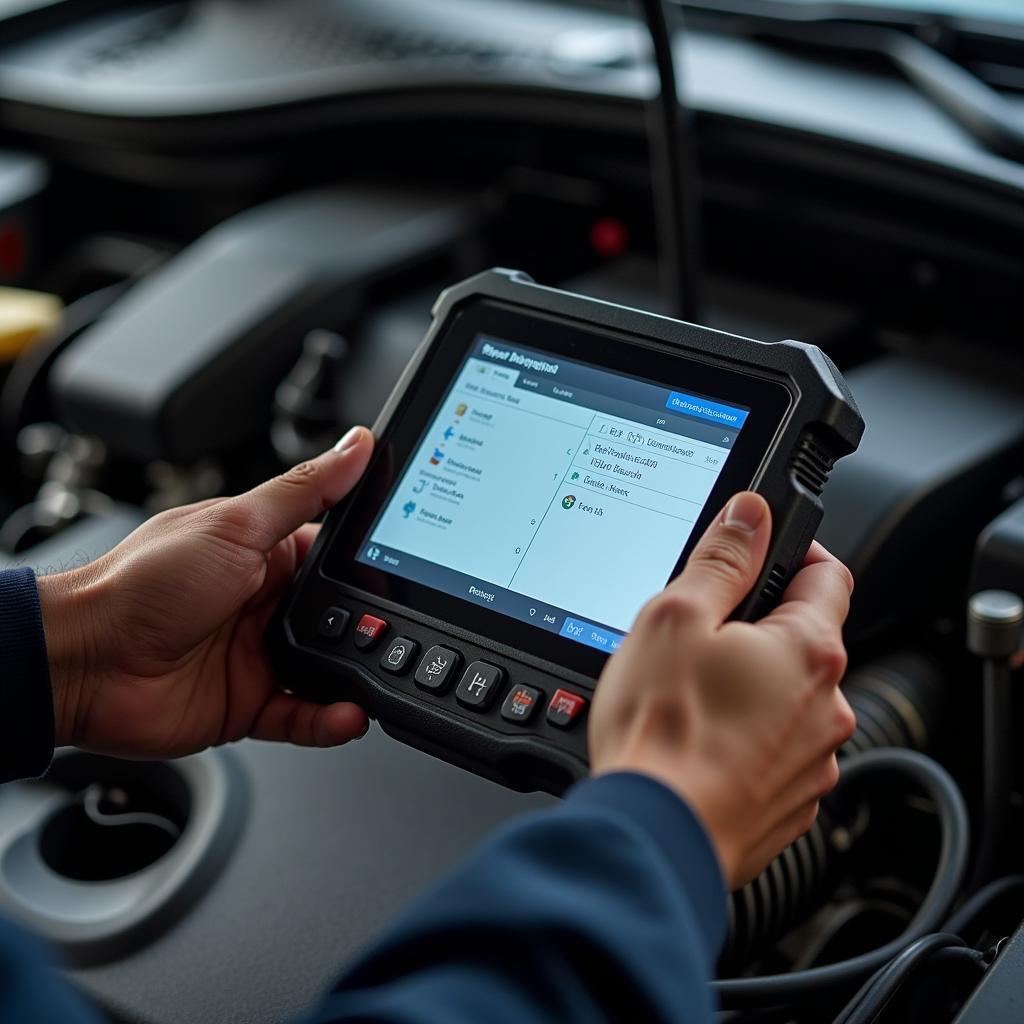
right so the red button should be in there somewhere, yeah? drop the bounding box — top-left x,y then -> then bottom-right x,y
547,688 -> 587,730
353,614 -> 388,650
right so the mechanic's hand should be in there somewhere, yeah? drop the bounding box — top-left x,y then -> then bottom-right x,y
37,427 -> 374,759
589,492 -> 856,890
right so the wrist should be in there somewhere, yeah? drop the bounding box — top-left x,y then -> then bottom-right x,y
592,756 -> 741,887
36,566 -> 107,747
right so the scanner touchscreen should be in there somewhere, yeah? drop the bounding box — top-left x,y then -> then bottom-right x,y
358,335 -> 749,653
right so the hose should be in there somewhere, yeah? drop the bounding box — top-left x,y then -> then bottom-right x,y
944,874 -> 1024,938
841,651 -> 942,756
722,812 -> 834,971
721,652 -> 944,969
832,933 -> 982,1024
714,749 -> 970,1009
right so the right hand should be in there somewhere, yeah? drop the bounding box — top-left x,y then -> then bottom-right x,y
589,491 -> 856,890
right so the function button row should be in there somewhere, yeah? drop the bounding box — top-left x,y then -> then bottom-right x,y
316,605 -> 589,729
405,642 -> 589,729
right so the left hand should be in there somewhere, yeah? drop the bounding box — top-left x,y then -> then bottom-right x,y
37,426 -> 374,758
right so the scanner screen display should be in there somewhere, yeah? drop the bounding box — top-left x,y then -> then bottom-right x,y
358,335 -> 749,653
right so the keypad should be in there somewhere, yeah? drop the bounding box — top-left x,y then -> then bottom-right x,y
314,603 -> 590,764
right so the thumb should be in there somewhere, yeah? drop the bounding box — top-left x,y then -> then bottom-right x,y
222,426 -> 374,552
666,491 -> 771,624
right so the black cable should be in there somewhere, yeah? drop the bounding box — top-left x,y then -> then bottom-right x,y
722,650 -> 945,970
969,658 -> 1014,889
944,875 -> 1024,938
714,749 -> 970,1008
832,934 -> 981,1024
634,0 -> 701,321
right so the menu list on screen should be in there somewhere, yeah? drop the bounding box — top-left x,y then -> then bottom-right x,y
358,336 -> 749,653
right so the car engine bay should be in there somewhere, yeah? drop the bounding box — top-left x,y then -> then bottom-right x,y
0,1 -> 1023,1022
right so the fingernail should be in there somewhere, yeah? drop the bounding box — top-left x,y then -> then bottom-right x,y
333,426 -> 365,453
723,492 -> 765,532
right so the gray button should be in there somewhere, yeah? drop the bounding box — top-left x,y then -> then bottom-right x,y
318,607 -> 349,640
455,661 -> 504,710
414,646 -> 461,693
380,637 -> 419,674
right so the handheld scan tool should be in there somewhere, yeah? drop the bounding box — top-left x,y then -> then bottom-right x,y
268,270 -> 863,794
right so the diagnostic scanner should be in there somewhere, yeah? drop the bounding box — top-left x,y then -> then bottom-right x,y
268,269 -> 863,794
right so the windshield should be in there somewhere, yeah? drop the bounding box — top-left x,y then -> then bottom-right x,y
729,0 -> 1024,23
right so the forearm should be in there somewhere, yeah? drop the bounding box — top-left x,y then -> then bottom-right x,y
310,773 -> 727,1024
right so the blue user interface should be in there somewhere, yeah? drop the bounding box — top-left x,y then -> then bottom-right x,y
358,336 -> 749,653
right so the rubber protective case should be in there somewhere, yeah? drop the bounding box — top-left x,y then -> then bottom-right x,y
267,269 -> 864,794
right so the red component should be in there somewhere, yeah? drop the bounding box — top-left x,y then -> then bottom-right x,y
353,613 -> 388,650
588,216 -> 630,259
547,688 -> 588,729
0,219 -> 26,279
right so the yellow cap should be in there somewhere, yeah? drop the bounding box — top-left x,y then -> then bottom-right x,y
0,286 -> 63,363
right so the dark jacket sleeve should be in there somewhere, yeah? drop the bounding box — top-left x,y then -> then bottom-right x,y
311,772 -> 727,1024
0,568 -> 55,783
0,917 -> 105,1024
0,567 -> 100,1020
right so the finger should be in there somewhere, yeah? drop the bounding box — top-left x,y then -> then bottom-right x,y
665,492 -> 772,625
802,541 -> 834,567
292,523 -> 321,564
244,525 -> 325,626
781,543 -> 854,608
249,693 -> 370,747
220,426 -> 374,552
762,548 -> 854,641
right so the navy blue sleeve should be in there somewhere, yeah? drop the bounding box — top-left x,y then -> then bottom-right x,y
310,772 -> 727,1024
0,568 -> 55,783
0,917 -> 105,1024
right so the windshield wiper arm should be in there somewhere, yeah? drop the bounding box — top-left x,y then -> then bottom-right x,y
679,0 -> 1024,163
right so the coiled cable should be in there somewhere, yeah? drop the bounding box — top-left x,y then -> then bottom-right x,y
714,749 -> 970,1009
832,933 -> 982,1024
944,874 -> 1024,938
721,651 -> 944,968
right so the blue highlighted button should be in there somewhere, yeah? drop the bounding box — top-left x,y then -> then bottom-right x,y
665,391 -> 749,428
560,617 -> 625,653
